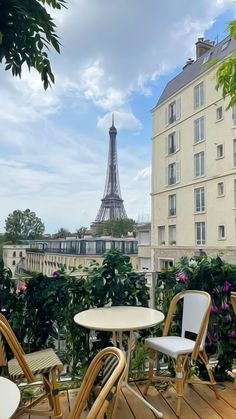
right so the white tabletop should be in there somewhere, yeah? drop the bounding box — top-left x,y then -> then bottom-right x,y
74,306 -> 164,332
0,377 -> 20,419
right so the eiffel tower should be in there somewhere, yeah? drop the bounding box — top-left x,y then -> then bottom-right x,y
94,115 -> 127,224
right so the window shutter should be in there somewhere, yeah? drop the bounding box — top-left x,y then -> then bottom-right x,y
165,107 -> 168,126
201,116 -> 205,140
165,136 -> 168,155
176,130 -> 179,150
176,97 -> 181,120
176,161 -> 180,183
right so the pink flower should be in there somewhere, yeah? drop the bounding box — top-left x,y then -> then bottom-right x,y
176,272 -> 188,282
222,281 -> 232,292
18,282 -> 27,292
212,288 -> 219,295
230,330 -> 236,338
221,301 -> 229,311
52,270 -> 61,277
210,305 -> 218,314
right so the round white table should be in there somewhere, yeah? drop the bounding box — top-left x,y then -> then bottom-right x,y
74,306 -> 165,418
0,376 -> 20,419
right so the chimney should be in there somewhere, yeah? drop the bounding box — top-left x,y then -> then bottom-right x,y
195,38 -> 215,59
182,58 -> 194,70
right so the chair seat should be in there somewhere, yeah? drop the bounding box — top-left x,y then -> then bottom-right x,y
8,348 -> 63,380
145,336 -> 201,359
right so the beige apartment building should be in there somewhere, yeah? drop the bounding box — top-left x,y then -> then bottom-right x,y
152,36 -> 236,270
3,245 -> 28,277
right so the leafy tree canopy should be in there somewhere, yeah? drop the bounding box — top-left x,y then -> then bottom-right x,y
5,209 -> 45,242
54,227 -> 69,238
95,218 -> 136,238
216,20 -> 236,108
0,0 -> 66,89
76,226 -> 87,238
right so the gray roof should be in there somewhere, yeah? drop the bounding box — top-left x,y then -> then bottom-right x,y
156,36 -> 236,107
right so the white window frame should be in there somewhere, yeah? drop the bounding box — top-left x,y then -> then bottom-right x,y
233,139 -> 236,167
218,225 -> 226,240
195,222 -> 206,245
158,226 -> 165,245
166,131 -> 179,155
194,152 -> 205,177
217,182 -> 224,197
168,225 -> 176,245
194,116 -> 205,143
232,105 -> 236,125
168,194 -> 176,216
166,162 -> 180,185
194,82 -> 204,108
165,98 -> 181,126
216,144 -> 224,159
194,187 -> 205,212
158,258 -> 174,270
216,106 -> 223,121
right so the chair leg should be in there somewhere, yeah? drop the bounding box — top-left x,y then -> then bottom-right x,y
201,349 -> 219,400
51,368 -> 62,418
175,356 -> 184,417
144,349 -> 157,395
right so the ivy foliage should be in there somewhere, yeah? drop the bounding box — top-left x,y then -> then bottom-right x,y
216,20 -> 236,108
0,0 -> 66,89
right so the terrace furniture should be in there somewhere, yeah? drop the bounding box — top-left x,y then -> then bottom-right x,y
144,290 -> 219,417
74,305 -> 165,418
0,313 -> 63,418
68,346 -> 126,419
230,292 -> 236,389
0,376 -> 21,418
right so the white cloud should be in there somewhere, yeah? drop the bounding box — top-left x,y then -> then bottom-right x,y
134,167 -> 151,181
97,111 -> 142,131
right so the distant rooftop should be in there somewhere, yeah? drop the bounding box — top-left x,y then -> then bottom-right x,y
156,35 -> 235,107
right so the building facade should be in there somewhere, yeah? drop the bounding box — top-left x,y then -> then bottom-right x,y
152,36 -> 236,270
26,238 -> 138,275
3,245 -> 28,277
137,222 -> 152,271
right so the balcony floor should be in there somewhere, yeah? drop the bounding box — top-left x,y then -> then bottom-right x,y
20,380 -> 236,418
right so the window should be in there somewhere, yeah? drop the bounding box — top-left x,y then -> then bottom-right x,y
166,131 -> 179,155
195,222 -> 205,245
158,226 -> 165,245
202,52 -> 212,64
216,144 -> 224,159
216,106 -> 223,121
232,105 -> 236,125
194,82 -> 204,108
166,98 -> 181,125
169,194 -> 176,216
194,117 -> 204,143
159,259 -> 174,270
194,187 -> 205,212
12,260 -> 15,266
19,251 -> 23,258
168,225 -> 176,245
139,231 -> 150,245
234,180 -> 236,207
167,162 -> 180,185
85,241 -> 96,254
194,152 -> 205,177
218,225 -> 225,240
13,251 -> 16,257
139,258 -> 151,271
233,139 -> 236,166
217,182 -> 224,197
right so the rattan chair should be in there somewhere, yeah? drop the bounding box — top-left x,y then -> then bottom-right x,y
68,346 -> 126,419
0,313 -> 63,418
144,290 -> 218,417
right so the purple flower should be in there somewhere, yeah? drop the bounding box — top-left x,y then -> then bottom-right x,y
212,288 -> 219,295
176,272 -> 188,282
221,301 -> 229,311
210,305 -> 218,314
222,281 -> 232,293
52,270 -> 61,278
230,330 -> 236,338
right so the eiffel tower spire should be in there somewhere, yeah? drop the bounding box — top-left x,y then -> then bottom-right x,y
94,115 -> 127,223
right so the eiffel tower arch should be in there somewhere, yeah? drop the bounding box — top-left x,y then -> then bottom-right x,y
93,115 -> 127,225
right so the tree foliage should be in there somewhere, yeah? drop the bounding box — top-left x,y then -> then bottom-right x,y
95,218 -> 136,238
5,209 -> 45,242
54,227 -> 69,238
0,0 -> 66,89
216,20 -> 236,108
76,226 -> 87,238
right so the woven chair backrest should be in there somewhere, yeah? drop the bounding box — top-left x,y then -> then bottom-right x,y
181,291 -> 211,347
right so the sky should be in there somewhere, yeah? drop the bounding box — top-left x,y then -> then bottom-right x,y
0,0 -> 236,234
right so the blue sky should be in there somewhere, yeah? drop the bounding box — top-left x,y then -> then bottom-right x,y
0,0 -> 236,233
